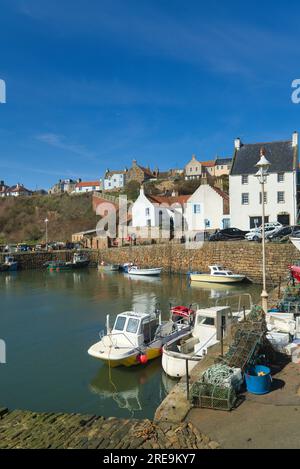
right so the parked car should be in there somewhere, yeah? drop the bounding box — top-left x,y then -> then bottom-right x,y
267,225 -> 300,241
245,225 -> 281,242
248,222 -> 282,233
209,228 -> 247,241
16,243 -> 31,252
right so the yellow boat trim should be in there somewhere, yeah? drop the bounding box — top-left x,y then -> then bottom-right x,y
101,348 -> 162,368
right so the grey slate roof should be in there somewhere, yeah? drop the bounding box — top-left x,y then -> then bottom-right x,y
231,140 -> 296,176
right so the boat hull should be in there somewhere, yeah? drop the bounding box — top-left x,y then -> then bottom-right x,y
162,350 -> 201,378
128,268 -> 162,276
88,345 -> 162,368
190,273 -> 245,284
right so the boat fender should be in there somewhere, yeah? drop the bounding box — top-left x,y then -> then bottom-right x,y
137,354 -> 148,365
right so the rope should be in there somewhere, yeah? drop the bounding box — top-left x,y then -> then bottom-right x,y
202,364 -> 237,387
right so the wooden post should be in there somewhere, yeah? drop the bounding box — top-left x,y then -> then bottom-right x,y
186,359 -> 190,401
243,306 -> 246,321
220,325 -> 224,357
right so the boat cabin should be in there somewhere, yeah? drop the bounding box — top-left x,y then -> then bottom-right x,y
209,265 -> 235,277
193,306 -> 232,341
111,311 -> 162,347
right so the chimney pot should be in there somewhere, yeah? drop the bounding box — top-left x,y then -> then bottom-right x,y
235,138 -> 241,150
292,131 -> 298,148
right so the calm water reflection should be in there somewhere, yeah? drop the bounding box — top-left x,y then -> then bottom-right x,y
0,269 -> 261,419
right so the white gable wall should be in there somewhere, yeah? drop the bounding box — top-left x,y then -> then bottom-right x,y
185,185 -> 228,232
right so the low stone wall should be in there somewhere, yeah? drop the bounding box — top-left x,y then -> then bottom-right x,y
1,241 -> 299,284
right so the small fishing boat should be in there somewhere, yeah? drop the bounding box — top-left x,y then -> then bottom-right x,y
162,306 -> 233,378
98,262 -> 120,272
120,262 -> 133,273
189,265 -> 246,284
88,308 -> 192,368
46,252 -> 90,272
3,256 -> 18,271
127,266 -> 162,276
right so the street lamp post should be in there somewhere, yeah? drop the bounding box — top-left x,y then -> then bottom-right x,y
45,218 -> 49,251
255,148 -> 271,314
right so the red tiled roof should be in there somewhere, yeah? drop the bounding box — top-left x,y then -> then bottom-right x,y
147,195 -> 190,205
201,160 -> 215,167
211,185 -> 229,200
75,181 -> 100,188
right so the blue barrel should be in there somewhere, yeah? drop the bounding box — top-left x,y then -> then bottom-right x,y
245,365 -> 272,395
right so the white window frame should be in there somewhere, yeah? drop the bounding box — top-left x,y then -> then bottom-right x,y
241,193 -> 249,205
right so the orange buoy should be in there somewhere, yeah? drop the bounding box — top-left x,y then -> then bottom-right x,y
137,354 -> 148,365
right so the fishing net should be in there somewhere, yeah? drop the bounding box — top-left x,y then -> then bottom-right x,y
190,382 -> 237,411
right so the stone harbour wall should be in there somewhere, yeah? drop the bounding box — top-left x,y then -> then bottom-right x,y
1,241 -> 299,284
94,241 -> 299,285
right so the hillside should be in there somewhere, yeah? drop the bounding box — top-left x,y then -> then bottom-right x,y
0,193 -> 99,244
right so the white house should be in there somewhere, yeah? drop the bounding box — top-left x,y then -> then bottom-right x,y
74,180 -> 101,193
131,186 -> 189,238
6,183 -> 32,197
103,169 -> 127,191
229,133 -> 299,230
185,183 -> 230,234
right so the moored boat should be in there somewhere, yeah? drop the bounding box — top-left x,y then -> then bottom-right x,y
162,306 -> 233,378
190,265 -> 246,284
127,266 -> 162,276
46,252 -> 90,272
87,307 -> 192,368
1,256 -> 18,272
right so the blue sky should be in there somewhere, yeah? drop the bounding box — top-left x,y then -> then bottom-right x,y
0,0 -> 300,190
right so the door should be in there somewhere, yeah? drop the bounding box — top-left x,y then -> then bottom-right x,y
277,214 -> 290,226
249,216 -> 269,229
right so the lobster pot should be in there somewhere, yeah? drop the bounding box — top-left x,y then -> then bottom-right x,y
190,382 -> 237,411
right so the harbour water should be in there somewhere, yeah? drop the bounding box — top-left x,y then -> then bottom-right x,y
0,269 -> 261,419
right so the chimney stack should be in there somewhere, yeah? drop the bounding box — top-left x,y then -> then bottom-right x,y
292,131 -> 298,148
234,138 -> 241,150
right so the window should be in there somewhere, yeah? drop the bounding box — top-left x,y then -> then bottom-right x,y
145,208 -> 150,216
277,173 -> 284,183
114,316 -> 126,331
277,191 -> 285,203
259,192 -> 267,204
242,175 -> 248,185
241,193 -> 249,205
147,219 -> 151,227
197,316 -> 215,326
126,318 -> 139,334
193,204 -> 201,214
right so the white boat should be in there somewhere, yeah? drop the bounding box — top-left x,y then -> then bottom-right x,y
162,306 -> 233,378
162,294 -> 253,379
190,265 -> 246,284
290,237 -> 300,251
3,256 -> 18,271
88,309 -> 191,368
127,266 -> 162,276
